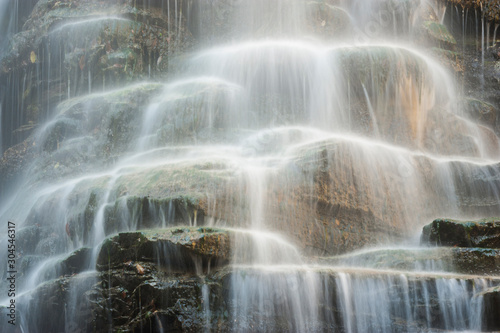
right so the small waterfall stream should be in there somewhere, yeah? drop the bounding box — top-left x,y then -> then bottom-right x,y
1,0 -> 500,332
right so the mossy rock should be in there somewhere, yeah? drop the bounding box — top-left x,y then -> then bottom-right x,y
423,21 -> 456,45
96,227 -> 233,272
421,218 -> 500,248
318,246 -> 500,275
452,247 -> 500,275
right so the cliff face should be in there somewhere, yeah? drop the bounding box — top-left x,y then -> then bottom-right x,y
1,1 -> 500,332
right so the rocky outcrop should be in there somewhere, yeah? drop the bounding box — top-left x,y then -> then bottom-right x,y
59,246 -> 93,275
421,218 -> 500,248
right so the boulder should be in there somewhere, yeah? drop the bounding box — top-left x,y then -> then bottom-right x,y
421,218 -> 500,248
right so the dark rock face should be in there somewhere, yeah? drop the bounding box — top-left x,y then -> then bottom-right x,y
421,218 -> 500,248
60,246 -> 93,275
7,228 -> 500,333
431,1 -> 500,137
481,286 -> 500,331
0,271 -> 98,333
62,228 -> 233,332
96,227 -> 232,273
452,247 -> 500,275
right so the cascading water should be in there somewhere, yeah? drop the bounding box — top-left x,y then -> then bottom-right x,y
1,0 -> 500,332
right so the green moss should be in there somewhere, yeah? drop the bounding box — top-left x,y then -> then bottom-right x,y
422,218 -> 500,249
423,21 -> 457,44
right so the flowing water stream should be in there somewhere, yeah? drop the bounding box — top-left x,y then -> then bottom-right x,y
1,0 -> 500,332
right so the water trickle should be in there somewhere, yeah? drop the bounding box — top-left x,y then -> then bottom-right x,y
493,23 -> 500,47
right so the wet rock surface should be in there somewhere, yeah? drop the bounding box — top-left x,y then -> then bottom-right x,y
421,218 -> 500,248
60,247 -> 93,275
0,138 -> 37,194
9,241 -> 500,333
0,0 -> 194,152
418,216 -> 500,329
480,286 -> 500,331
318,246 -> 500,275
1,1 -> 500,332
97,227 -> 232,273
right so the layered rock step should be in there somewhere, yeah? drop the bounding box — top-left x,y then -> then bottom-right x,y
4,227 -> 500,332
421,218 -> 500,248
96,227 -> 233,273
7,262 -> 500,332
318,246 -> 500,276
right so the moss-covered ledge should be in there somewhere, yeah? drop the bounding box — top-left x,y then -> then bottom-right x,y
96,227 -> 232,273
421,218 -> 500,248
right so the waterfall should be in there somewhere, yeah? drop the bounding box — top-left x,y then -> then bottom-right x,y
1,0 -> 500,332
